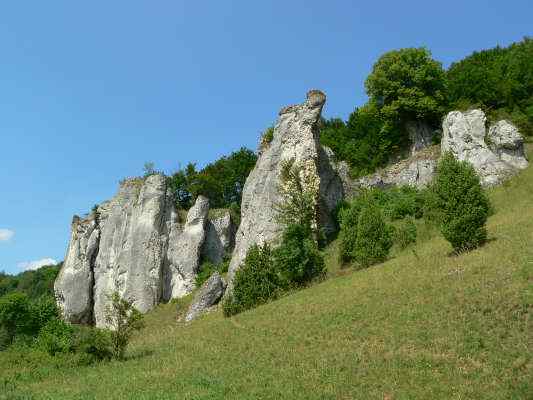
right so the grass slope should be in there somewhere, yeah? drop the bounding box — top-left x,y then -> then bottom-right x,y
2,153 -> 533,399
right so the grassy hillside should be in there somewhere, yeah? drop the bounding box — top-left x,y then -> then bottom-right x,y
2,150 -> 532,399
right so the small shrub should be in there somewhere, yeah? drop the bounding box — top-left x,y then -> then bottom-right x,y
338,198 -> 364,263
196,259 -> 231,287
273,224 -> 325,287
104,292 -> 145,360
0,292 -> 36,342
394,218 -> 417,249
196,262 -> 218,287
32,296 -> 60,331
275,159 -> 319,232
0,326 -> 11,350
261,126 -> 274,145
72,326 -> 113,364
223,244 -> 279,317
35,318 -> 73,356
353,203 -> 394,268
143,162 -> 157,177
427,152 -> 490,252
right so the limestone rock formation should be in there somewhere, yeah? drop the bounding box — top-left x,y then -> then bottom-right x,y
227,90 -> 344,286
354,147 -> 439,192
442,110 -> 528,186
201,210 -> 236,265
91,175 -> 169,326
487,120 -> 528,170
329,144 -> 438,199
163,195 -> 209,302
183,272 -> 226,322
54,215 -> 99,324
55,174 -> 225,327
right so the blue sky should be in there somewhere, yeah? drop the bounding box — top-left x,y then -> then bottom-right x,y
0,1 -> 531,273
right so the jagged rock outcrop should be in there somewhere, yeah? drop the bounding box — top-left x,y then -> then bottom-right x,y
227,90 -> 344,286
354,147 -> 439,192
183,272 -> 226,322
487,120 -> 528,170
442,110 -> 528,186
54,215 -> 99,324
201,211 -> 236,265
328,144 -> 438,199
55,174 -> 229,327
163,196 -> 209,302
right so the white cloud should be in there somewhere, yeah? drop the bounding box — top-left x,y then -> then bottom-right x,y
0,229 -> 14,242
17,258 -> 57,271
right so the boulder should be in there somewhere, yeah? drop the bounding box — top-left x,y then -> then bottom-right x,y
54,215 -> 99,324
487,120 -> 528,170
227,90 -> 343,288
201,210 -> 236,265
441,110 -> 528,186
183,272 -> 226,322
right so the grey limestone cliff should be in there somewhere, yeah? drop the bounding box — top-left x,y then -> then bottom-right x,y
55,175 -> 226,327
227,90 -> 344,287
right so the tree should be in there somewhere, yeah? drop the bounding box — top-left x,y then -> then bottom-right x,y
365,47 -> 447,126
167,147 -> 257,210
0,263 -> 60,300
223,244 -> 280,317
427,153 -> 491,252
446,37 -> 533,136
353,203 -> 394,268
273,224 -> 325,287
0,292 -> 35,342
104,292 -> 145,360
320,48 -> 446,178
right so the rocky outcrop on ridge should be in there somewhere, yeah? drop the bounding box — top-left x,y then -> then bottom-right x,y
442,110 -> 528,186
55,175 -> 230,327
227,90 -> 344,287
334,110 -> 527,195
56,90 -> 529,327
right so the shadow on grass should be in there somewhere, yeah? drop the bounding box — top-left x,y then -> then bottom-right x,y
446,237 -> 497,257
124,349 -> 155,361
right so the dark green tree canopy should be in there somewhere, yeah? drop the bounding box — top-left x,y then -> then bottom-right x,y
365,47 -> 447,125
446,37 -> 533,135
167,147 -> 257,209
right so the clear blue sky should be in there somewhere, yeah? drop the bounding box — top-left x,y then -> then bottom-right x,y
1,1 -> 531,273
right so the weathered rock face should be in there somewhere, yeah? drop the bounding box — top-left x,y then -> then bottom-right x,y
354,147 -> 439,192
329,144 -> 438,200
201,211 -> 236,265
442,110 -> 528,186
184,272 -> 226,322
406,120 -> 435,156
227,90 -> 343,286
92,176 -> 170,326
55,174 -> 226,327
54,215 -> 99,324
163,196 -> 209,302
487,120 -> 528,170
